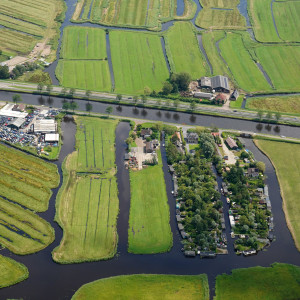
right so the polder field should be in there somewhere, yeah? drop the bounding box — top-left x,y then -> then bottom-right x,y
56,27 -> 111,92
110,30 -> 169,95
246,95 -> 300,114
214,263 -> 300,300
254,140 -> 300,251
0,196 -> 54,255
0,0 -> 64,57
196,9 -> 246,30
72,0 -> 177,30
0,143 -> 59,212
128,151 -> 172,254
0,255 -> 28,288
71,274 -> 209,300
53,116 -> 120,263
164,22 -> 209,79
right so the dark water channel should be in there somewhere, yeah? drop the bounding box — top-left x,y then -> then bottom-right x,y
0,114 -> 299,299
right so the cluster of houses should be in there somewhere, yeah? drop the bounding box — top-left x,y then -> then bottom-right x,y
190,75 -> 239,103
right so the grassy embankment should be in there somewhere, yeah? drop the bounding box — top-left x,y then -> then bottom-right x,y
0,143 -> 59,212
273,1 -> 300,42
0,0 -> 65,58
56,27 -> 111,92
53,117 -> 120,263
164,21 -> 209,79
246,95 -> 300,114
214,263 -> 300,300
0,255 -> 29,288
110,30 -> 169,95
72,274 -> 209,300
128,150 -> 172,254
248,0 -> 281,42
254,139 -> 300,251
71,0 -> 177,30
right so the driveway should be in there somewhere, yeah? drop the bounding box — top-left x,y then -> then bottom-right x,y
220,136 -> 236,165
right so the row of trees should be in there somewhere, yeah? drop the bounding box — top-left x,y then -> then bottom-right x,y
257,110 -> 281,122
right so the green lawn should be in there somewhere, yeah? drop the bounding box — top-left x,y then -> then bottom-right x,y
0,255 -> 28,288
72,274 -> 209,300
229,96 -> 244,109
256,45 -> 300,92
53,117 -> 119,263
248,0 -> 281,42
201,30 -> 228,76
164,22 -> 209,79
0,197 -> 55,255
56,60 -> 112,92
254,140 -> 300,251
75,116 -> 118,172
128,151 -> 172,254
214,263 -> 300,300
61,27 -> 107,59
0,144 -> 59,212
110,30 -> 169,95
196,9 -> 246,29
246,95 -> 300,114
273,1 -> 300,42
219,33 -> 271,92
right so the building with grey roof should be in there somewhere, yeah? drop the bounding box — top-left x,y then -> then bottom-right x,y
211,75 -> 230,93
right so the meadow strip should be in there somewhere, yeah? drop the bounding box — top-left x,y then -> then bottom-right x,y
0,255 -> 29,288
254,140 -> 300,251
71,274 -> 209,300
128,151 -> 172,254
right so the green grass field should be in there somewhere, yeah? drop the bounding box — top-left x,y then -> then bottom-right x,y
214,263 -> 300,300
61,27 -> 107,59
201,31 -> 228,76
254,140 -> 300,251
246,95 -> 300,114
229,95 -> 244,108
53,117 -> 119,263
273,1 -> 300,42
56,60 -> 112,92
196,9 -> 246,29
128,151 -> 172,254
200,0 -> 239,8
248,0 -> 281,42
0,255 -> 28,288
73,0 -> 176,30
219,33 -> 271,92
164,22 -> 209,79
0,0 -> 64,56
75,117 -> 117,172
0,144 -> 59,212
256,45 -> 300,92
72,274 -> 209,300
110,30 -> 169,95
0,197 -> 55,255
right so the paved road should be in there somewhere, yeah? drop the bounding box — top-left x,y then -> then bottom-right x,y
1,80 -> 300,124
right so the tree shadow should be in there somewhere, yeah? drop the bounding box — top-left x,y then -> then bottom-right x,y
116,106 -> 122,112
156,111 -> 162,118
256,123 -> 263,131
38,96 -> 45,105
265,124 -> 272,131
165,112 -> 171,119
141,109 -> 147,117
190,115 -> 196,123
274,125 -> 280,133
173,113 -> 180,121
132,108 -> 139,115
47,97 -> 54,106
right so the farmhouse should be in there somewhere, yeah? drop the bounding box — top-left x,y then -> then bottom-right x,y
199,75 -> 230,93
231,89 -> 239,100
145,141 -> 154,153
225,137 -> 238,149
186,132 -> 199,144
140,128 -> 152,138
